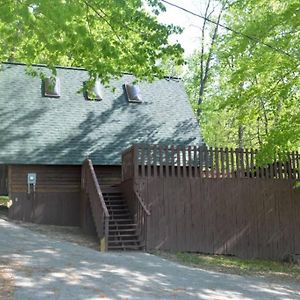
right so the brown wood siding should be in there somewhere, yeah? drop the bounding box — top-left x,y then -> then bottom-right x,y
8,165 -> 121,227
8,165 -> 81,225
94,166 -> 121,187
0,165 -> 8,195
131,177 -> 300,260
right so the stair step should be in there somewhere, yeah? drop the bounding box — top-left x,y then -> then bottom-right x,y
109,228 -> 137,232
109,220 -> 135,224
108,210 -> 130,217
108,232 -> 138,238
105,200 -> 126,204
109,212 -> 130,216
109,223 -> 137,227
102,192 -> 122,196
108,245 -> 144,250
108,208 -> 130,212
108,239 -> 141,244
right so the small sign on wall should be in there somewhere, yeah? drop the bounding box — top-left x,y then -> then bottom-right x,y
27,173 -> 37,194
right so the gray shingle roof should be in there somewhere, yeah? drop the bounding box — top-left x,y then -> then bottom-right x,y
0,63 -> 202,165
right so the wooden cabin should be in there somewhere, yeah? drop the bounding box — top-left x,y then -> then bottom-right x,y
2,62 -> 299,260
0,62 -> 202,250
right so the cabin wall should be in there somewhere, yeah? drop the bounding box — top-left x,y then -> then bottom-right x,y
8,164 -> 121,227
0,165 -> 8,195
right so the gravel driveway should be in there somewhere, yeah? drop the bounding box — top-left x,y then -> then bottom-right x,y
1,218 -> 300,300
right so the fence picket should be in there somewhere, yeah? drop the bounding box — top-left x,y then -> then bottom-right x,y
225,148 -> 230,178
141,144 -> 145,177
194,146 -> 199,177
230,148 -> 235,178
188,146 -> 192,177
165,145 -> 169,177
171,145 -> 175,177
215,148 -> 220,178
183,146 -> 187,177
159,145 -> 163,177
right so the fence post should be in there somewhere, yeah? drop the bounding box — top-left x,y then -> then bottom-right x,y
133,144 -> 139,178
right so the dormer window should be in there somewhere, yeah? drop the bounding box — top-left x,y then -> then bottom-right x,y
43,77 -> 61,98
124,83 -> 142,103
84,80 -> 103,101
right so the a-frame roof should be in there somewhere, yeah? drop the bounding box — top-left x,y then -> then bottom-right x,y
0,63 -> 202,165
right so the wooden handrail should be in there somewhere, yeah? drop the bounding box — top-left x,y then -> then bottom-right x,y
82,159 -> 109,251
134,190 -> 150,216
86,159 -> 109,218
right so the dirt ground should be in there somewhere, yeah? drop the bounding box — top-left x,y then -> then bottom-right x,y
0,207 -> 99,251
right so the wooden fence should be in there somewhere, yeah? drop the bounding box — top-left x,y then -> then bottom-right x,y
121,144 -> 300,260
122,144 -> 300,180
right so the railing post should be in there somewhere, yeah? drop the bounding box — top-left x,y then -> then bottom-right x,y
133,144 -> 139,178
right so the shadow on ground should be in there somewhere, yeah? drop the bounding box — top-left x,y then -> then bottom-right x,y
0,217 -> 300,300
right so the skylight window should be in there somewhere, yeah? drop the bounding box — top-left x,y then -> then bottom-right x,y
84,80 -> 103,101
43,77 -> 61,98
124,83 -> 142,103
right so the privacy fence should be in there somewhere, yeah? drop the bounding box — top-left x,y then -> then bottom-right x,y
121,144 -> 300,260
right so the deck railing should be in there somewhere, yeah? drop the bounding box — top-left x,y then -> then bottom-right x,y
134,190 -> 150,249
122,144 -> 300,179
81,159 -> 109,251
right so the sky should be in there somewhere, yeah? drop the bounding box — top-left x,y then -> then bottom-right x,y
156,0 -> 210,56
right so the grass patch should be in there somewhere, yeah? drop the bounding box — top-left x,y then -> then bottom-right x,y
156,252 -> 300,281
0,196 -> 9,206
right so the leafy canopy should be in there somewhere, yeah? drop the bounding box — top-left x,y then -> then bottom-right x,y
185,0 -> 300,161
0,0 -> 184,82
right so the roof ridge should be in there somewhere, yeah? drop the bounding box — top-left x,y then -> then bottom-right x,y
1,61 -> 182,81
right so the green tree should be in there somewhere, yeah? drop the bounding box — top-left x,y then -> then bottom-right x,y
186,0 -> 300,160
0,0 -> 184,82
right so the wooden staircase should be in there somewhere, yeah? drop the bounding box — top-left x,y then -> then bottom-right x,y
102,187 -> 144,251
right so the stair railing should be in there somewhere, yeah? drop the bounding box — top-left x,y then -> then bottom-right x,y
134,190 -> 150,250
81,159 -> 109,251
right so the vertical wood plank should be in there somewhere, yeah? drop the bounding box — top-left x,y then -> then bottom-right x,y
287,153 -> 292,179
220,148 -> 225,178
225,147 -> 230,178
159,145 -> 163,177
194,145 -> 198,177
294,151 -> 299,179
215,148 -> 220,178
204,147 -> 209,178
183,146 -> 187,177
147,144 -> 151,177
250,149 -> 255,178
245,148 -> 250,178
171,145 -> 175,177
269,159 -> 274,179
165,145 -> 169,178
278,160 -> 283,179
133,144 -> 139,179
291,151 -> 296,179
230,148 -> 235,178
240,149 -> 245,178
141,144 -> 145,177
188,146 -> 192,177
153,145 -> 157,178
235,148 -> 240,178
177,145 -> 181,177
209,147 -> 214,178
